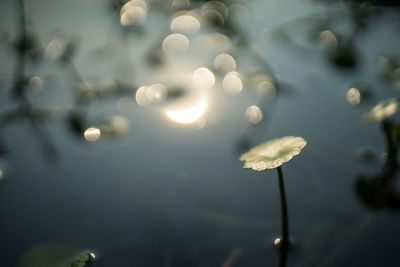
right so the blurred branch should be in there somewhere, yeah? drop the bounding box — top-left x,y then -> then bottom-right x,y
1,0 -> 60,161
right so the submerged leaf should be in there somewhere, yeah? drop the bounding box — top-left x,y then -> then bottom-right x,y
239,136 -> 307,171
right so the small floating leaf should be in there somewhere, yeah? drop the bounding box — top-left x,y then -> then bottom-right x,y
239,136 -> 307,171
362,98 -> 400,123
17,243 -> 93,267
67,252 -> 92,267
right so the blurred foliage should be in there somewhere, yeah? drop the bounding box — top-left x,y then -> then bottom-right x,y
17,243 -> 94,267
356,118 -> 400,210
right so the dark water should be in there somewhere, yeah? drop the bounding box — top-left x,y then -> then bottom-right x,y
1,0 -> 400,266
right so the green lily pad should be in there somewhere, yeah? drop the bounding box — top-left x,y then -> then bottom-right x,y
17,242 -> 94,267
239,136 -> 307,171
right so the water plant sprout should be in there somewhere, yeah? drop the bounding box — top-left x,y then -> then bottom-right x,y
239,136 -> 307,264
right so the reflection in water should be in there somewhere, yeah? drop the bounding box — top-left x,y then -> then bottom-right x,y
245,105 -> 263,124
378,56 -> 393,75
3,0 -> 400,265
346,87 -> 361,105
149,83 -> 168,103
319,30 -> 338,47
194,33 -> 231,52
162,33 -> 190,55
122,0 -> 147,11
203,0 -> 228,18
120,0 -> 147,26
223,72 -> 242,95
274,237 -> 288,267
201,9 -> 225,27
135,84 -> 168,106
45,38 -> 66,60
164,96 -> 207,124
193,67 -> 215,89
117,96 -> 135,111
356,119 -> 400,210
170,15 -> 200,35
170,0 -> 190,10
99,115 -> 130,137
84,127 -> 101,142
329,38 -> 358,69
135,85 -> 153,106
220,248 -> 242,267
257,80 -> 276,98
391,68 -> 400,89
28,76 -> 43,93
214,53 -> 236,73
196,119 -> 206,129
228,3 -> 251,24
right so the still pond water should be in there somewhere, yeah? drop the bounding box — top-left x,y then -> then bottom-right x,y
1,0 -> 400,266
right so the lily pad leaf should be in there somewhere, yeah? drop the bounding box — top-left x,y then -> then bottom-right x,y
239,136 -> 307,171
17,242 -> 94,267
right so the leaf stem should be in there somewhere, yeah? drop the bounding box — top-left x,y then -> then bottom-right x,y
277,166 -> 289,249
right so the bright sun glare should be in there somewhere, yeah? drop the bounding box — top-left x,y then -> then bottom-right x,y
164,97 -> 207,124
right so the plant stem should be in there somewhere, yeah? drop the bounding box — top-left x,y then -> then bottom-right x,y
277,166 -> 289,249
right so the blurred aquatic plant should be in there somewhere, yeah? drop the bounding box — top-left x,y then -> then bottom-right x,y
362,98 -> 400,123
0,0 -> 139,163
239,136 -> 307,267
0,159 -> 6,181
356,119 -> 400,210
378,56 -> 400,90
356,97 -> 400,210
17,242 -> 95,267
329,37 -> 358,69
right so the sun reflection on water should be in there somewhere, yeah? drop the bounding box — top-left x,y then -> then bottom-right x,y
223,72 -> 243,95
214,53 -> 236,73
149,83 -> 168,103
162,33 -> 190,55
203,1 -> 228,17
135,85 -> 152,106
170,15 -> 200,34
245,105 -> 263,124
170,0 -> 190,10
165,96 -> 207,124
346,87 -> 361,105
120,0 -> 147,26
135,83 -> 168,106
193,67 -> 215,89
84,127 -> 101,142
